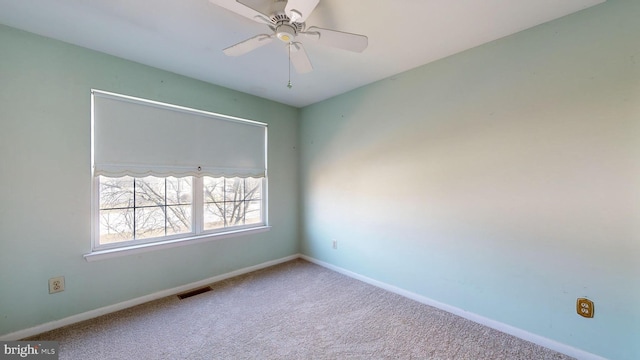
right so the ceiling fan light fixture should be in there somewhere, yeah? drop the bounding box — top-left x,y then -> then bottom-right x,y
276,24 -> 296,43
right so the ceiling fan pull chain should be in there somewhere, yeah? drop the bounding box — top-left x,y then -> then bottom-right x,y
287,42 -> 293,89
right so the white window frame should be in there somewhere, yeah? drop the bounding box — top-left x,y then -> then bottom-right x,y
86,91 -> 269,261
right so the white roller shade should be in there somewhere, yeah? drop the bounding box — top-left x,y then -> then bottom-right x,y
92,90 -> 267,178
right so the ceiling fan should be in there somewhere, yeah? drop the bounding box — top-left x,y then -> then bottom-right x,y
209,0 -> 368,75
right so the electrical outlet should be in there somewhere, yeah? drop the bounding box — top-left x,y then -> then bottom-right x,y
576,298 -> 594,318
49,276 -> 65,294
332,239 -> 338,250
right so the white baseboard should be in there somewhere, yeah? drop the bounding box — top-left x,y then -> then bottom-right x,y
0,254 -> 299,341
1,253 -> 609,360
299,255 -> 608,360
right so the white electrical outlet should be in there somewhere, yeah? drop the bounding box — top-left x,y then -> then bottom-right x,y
49,276 -> 65,294
332,239 -> 338,250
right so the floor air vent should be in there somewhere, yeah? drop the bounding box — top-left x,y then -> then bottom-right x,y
177,286 -> 212,300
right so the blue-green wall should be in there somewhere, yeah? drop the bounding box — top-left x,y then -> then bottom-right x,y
299,1 -> 638,360
0,24 -> 299,335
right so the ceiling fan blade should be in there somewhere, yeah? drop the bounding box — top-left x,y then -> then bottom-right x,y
289,42 -> 313,74
208,0 -> 271,24
302,26 -> 368,52
223,34 -> 274,56
236,0 -> 275,21
285,0 -> 319,23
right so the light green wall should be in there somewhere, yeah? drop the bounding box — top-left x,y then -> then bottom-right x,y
299,1 -> 639,359
0,25 -> 299,336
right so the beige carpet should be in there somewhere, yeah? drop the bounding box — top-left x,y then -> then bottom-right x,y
26,259 -> 573,359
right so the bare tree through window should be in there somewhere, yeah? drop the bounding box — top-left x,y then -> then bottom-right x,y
203,177 -> 262,231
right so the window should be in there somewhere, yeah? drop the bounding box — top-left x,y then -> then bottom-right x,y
90,90 -> 267,255
97,175 -> 264,248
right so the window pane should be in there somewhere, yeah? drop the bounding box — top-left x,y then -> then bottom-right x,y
202,177 -> 263,232
245,178 -> 262,200
167,177 -> 192,205
135,176 -> 165,207
99,176 -> 133,209
204,203 -> 224,230
166,205 -> 192,235
203,177 -> 224,203
135,206 -> 165,239
225,178 -> 244,202
245,200 -> 262,225
99,208 -> 134,243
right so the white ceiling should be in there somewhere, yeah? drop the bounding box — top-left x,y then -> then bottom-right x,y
0,0 -> 604,108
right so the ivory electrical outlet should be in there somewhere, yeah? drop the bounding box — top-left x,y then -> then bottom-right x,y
49,276 -> 65,294
577,298 -> 594,318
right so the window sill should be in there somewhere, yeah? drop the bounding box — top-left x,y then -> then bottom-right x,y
84,226 -> 271,262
